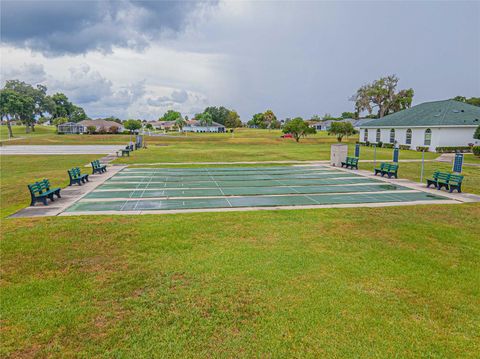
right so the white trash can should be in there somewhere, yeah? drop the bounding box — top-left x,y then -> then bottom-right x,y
330,143 -> 348,167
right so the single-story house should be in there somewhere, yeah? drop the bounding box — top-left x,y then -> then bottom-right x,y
57,122 -> 85,134
183,120 -> 225,133
359,99 -> 480,151
309,118 -> 371,131
151,120 -> 176,131
77,119 -> 125,133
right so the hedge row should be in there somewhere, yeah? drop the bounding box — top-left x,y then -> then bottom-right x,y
435,146 -> 472,153
472,146 -> 480,156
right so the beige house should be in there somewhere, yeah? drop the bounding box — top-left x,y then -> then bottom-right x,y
78,119 -> 125,133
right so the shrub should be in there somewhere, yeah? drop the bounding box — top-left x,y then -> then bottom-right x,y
377,141 -> 383,148
109,126 -> 119,134
472,146 -> 480,156
399,145 -> 411,150
416,146 -> 429,152
435,146 -> 471,153
97,126 -> 107,135
382,143 -> 394,148
365,140 -> 370,147
86,125 -> 97,134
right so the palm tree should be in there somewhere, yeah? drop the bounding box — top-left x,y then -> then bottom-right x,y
174,116 -> 187,133
199,112 -> 213,133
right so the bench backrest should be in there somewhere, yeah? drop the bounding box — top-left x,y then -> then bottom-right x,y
431,170 -> 440,179
437,172 -> 450,181
92,160 -> 101,168
388,164 -> 399,172
28,179 -> 50,195
68,167 -> 81,179
449,174 -> 464,184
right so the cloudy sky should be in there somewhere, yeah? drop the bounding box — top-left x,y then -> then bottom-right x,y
1,0 -> 479,121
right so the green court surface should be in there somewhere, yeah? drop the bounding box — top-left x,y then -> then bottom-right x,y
65,165 -> 451,213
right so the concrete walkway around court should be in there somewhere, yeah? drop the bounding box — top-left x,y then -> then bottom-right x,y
0,145 -> 125,155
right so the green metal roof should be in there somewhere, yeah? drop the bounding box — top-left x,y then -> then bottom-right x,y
361,99 -> 480,127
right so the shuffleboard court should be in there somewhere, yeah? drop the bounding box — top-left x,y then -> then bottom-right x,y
65,165 -> 453,214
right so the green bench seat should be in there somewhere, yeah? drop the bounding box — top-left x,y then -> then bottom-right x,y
374,162 -> 399,178
28,179 -> 61,206
341,156 -> 359,170
427,171 -> 463,193
91,160 -> 107,174
68,167 -> 89,186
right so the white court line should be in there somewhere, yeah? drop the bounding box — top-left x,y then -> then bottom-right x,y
207,168 -> 233,207
133,168 -> 156,210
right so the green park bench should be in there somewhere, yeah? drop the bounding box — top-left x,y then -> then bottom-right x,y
428,171 -> 464,193
374,162 -> 399,178
116,148 -> 131,157
68,167 -> 89,186
91,160 -> 107,174
28,179 -> 61,206
341,157 -> 359,170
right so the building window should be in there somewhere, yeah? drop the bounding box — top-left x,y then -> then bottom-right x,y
364,129 -> 368,142
376,129 -> 381,142
424,128 -> 432,146
390,129 -> 395,144
406,129 -> 412,145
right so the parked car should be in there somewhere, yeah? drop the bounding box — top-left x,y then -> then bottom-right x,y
281,133 -> 293,138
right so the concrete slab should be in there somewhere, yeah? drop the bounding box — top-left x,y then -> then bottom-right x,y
0,145 -> 124,155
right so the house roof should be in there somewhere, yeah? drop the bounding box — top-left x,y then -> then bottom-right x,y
361,100 -> 480,127
186,120 -> 224,127
78,119 -> 123,128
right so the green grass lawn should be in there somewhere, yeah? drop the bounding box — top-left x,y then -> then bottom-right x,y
0,125 -> 56,141
1,139 -> 479,357
2,205 -> 479,357
0,155 -> 100,217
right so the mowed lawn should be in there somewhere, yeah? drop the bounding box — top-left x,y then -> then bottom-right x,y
2,205 -> 480,357
1,138 -> 479,357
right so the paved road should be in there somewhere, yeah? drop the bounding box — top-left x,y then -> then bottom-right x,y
0,145 -> 125,155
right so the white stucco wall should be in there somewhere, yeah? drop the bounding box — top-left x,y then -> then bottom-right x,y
360,126 -> 476,151
183,125 -> 225,133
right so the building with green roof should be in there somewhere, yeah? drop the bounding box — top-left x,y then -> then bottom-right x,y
359,99 -> 480,151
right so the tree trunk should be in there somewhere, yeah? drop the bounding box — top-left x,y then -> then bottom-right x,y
378,105 -> 386,118
6,116 -> 14,138
32,123 -> 36,132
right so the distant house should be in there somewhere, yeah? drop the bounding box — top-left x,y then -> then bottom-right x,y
359,99 -> 480,151
150,120 -> 177,131
77,119 -> 124,133
57,122 -> 85,134
183,120 -> 225,133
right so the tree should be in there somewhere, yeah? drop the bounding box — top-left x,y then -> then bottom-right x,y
341,111 -> 355,119
247,113 -> 266,128
203,106 -> 229,125
453,96 -> 480,107
174,116 -> 187,131
224,110 -> 242,128
86,125 -> 97,134
263,110 -> 277,130
474,125 -> 480,140
351,75 -> 414,118
145,123 -> 153,130
52,117 -> 68,127
109,126 -> 119,134
0,89 -> 23,138
161,110 -> 182,122
282,117 -> 316,142
70,105 -> 87,122
123,119 -> 142,132
327,122 -> 356,142
198,112 -> 213,131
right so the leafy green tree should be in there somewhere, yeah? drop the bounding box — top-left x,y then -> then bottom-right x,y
328,122 -> 356,142
174,116 -> 187,131
123,119 -> 142,132
341,111 -> 355,119
145,123 -> 153,130
203,106 -> 230,125
86,125 -> 97,134
161,110 -> 182,122
0,89 -> 23,138
310,114 -> 321,121
225,110 -> 242,128
453,96 -> 480,107
352,75 -> 414,118
199,112 -> 213,131
282,117 -> 316,142
474,125 -> 480,140
70,105 -> 87,122
247,113 -> 266,128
